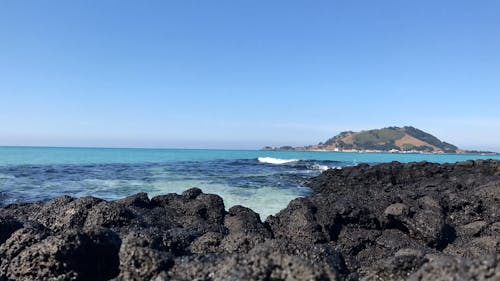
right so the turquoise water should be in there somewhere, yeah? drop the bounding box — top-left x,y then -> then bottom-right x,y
1,146 -> 498,165
1,146 -> 499,218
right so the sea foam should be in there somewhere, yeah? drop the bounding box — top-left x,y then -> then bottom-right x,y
311,164 -> 330,171
257,157 -> 300,165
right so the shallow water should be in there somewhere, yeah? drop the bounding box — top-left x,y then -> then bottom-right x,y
1,147 -> 499,218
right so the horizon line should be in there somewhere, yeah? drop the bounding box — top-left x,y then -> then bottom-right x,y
0,145 -> 498,154
0,145 -> 263,151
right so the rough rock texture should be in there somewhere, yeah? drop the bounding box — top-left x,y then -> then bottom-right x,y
0,160 -> 499,280
269,159 -> 500,280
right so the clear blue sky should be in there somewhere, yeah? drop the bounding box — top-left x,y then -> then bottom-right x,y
1,1 -> 499,151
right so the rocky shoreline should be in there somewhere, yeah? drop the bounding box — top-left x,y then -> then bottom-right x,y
0,160 -> 499,280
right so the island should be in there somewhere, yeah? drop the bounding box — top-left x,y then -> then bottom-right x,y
263,126 -> 499,155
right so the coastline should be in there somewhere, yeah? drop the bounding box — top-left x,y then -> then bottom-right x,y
262,147 -> 500,156
0,159 -> 498,280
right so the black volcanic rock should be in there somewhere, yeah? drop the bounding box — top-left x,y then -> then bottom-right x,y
1,227 -> 120,280
268,159 -> 500,280
0,161 -> 499,280
0,218 -> 22,245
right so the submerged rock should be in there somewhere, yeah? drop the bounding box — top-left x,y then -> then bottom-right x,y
0,161 -> 498,280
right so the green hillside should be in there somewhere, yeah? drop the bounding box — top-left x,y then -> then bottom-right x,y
264,126 -> 498,154
324,126 -> 459,152
267,126 -> 463,153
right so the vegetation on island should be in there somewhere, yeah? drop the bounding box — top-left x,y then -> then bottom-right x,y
264,126 -> 498,154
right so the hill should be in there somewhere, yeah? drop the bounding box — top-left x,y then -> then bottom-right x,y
263,126 -> 496,154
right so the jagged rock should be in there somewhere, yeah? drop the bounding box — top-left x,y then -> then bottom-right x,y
0,160 -> 499,280
151,190 -> 226,233
384,203 -> 410,217
444,236 -> 500,258
407,254 -> 500,281
190,231 -> 224,254
55,197 -> 105,231
458,220 -> 488,237
182,187 -> 203,199
0,217 -> 22,245
267,199 -> 331,244
363,248 -> 428,281
169,241 -> 342,281
2,229 -> 120,280
115,231 -> 174,281
117,192 -> 151,208
224,205 -> 271,237
0,224 -> 48,277
84,201 -> 135,229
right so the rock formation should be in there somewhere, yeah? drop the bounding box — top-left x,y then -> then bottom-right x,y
0,160 -> 499,280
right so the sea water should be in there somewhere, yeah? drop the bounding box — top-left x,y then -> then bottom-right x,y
1,146 -> 499,218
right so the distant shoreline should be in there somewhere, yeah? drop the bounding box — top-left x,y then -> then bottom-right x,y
262,126 -> 500,155
261,147 -> 500,156
0,145 -> 498,155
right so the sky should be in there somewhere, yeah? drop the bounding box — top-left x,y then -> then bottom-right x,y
0,1 -> 499,151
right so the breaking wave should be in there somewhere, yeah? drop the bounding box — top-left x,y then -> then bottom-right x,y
257,157 -> 300,165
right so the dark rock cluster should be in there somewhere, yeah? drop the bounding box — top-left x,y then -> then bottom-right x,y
0,160 -> 499,280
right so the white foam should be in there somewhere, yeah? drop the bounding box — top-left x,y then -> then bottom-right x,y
312,164 -> 330,171
257,157 -> 299,165
61,177 -> 306,220
149,180 -> 305,219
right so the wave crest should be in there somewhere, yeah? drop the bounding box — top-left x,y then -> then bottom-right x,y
257,157 -> 300,165
311,164 -> 330,171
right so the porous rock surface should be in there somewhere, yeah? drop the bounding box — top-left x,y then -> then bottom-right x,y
0,160 -> 499,280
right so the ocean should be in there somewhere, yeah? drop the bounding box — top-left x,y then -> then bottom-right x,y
1,146 -> 499,218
